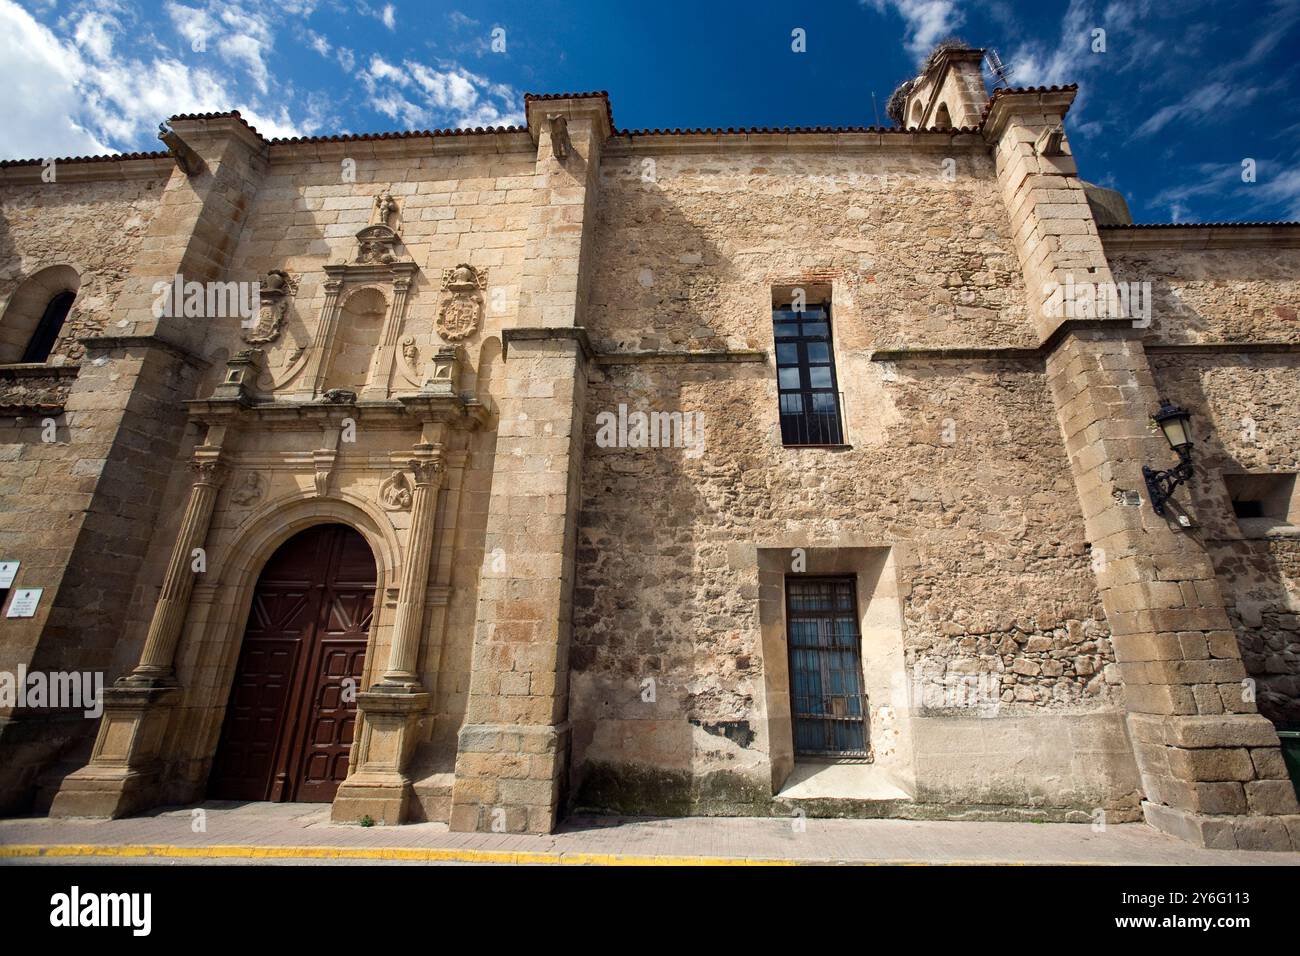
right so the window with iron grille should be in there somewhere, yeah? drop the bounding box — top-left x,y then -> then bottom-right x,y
785,576 -> 870,758
772,302 -> 845,446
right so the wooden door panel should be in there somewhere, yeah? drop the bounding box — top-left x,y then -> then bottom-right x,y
208,637 -> 303,800
293,641 -> 368,802
210,525 -> 376,804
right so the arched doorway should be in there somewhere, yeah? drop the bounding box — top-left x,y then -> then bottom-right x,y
209,523 -> 377,803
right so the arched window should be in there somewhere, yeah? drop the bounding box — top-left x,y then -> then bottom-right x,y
0,265 -> 81,364
21,291 -> 75,363
934,102 -> 952,129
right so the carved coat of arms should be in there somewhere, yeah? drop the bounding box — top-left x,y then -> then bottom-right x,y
242,269 -> 298,345
437,263 -> 487,342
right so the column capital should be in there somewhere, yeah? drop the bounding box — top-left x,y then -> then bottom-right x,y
408,443 -> 445,487
189,447 -> 226,487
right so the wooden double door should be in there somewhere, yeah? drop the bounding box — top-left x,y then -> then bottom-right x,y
210,524 -> 376,803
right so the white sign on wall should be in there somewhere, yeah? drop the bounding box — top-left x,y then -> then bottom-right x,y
0,561 -> 17,588
6,588 -> 42,618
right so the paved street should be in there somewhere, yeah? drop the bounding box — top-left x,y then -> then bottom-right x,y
1,802 -> 1297,865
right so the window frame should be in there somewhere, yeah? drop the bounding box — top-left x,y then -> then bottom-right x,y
772,300 -> 847,447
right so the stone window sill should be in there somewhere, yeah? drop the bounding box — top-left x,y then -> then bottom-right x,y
1235,518 -> 1300,540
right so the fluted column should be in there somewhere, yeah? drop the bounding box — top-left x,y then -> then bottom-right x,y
379,443 -> 444,689
125,446 -> 225,685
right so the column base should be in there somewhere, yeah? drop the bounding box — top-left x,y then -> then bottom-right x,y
48,684 -> 179,819
330,689 -> 429,826
48,765 -> 165,820
1142,801 -> 1300,851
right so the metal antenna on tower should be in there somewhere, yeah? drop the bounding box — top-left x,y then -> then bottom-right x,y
985,49 -> 1015,87
871,91 -> 881,127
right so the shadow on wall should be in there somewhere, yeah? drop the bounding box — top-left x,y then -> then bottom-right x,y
1150,352 -> 1300,727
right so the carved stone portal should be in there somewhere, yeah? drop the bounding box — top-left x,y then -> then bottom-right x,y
437,264 -> 487,342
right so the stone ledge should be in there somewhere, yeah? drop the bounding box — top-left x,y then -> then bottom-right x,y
1142,800 -> 1300,851
1128,713 -> 1282,749
594,349 -> 767,365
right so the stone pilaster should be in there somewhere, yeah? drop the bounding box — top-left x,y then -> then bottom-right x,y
990,93 -> 1300,849
380,446 -> 444,688
448,94 -> 608,834
50,443 -> 227,817
333,443 -> 444,824
125,447 -> 226,685
985,87 -> 1115,342
33,114 -> 267,817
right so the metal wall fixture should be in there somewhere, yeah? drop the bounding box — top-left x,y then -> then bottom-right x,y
1142,400 -> 1194,516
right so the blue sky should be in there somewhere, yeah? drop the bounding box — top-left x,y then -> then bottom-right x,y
3,0 -> 1299,223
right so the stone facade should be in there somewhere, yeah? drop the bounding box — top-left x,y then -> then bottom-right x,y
0,45 -> 1297,849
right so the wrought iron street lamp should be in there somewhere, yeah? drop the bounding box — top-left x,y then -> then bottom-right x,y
1142,400 -> 1193,515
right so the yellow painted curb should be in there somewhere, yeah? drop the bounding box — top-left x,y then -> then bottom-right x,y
0,843 -> 801,866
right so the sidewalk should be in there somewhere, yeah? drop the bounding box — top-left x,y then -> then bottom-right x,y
2,802 -> 1299,865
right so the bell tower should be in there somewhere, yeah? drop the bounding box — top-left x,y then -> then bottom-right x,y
887,41 -> 989,130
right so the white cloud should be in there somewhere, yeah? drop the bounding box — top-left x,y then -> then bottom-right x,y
0,0 -> 306,159
360,55 -> 524,129
1133,82 -> 1256,138
72,10 -> 118,61
167,3 -> 274,94
864,0 -> 964,62
381,3 -> 395,30
0,0 -> 109,158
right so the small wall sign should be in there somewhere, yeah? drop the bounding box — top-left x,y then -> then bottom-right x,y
6,588 -> 42,618
0,561 -> 18,588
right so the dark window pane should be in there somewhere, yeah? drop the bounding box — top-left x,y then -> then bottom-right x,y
806,342 -> 830,363
778,368 -> 802,389
808,367 -> 832,388
776,343 -> 799,365
811,392 -> 837,412
799,322 -> 829,338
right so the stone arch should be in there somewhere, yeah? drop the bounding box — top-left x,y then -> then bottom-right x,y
934,102 -> 952,129
324,285 -> 388,392
0,264 -> 81,363
908,100 -> 924,129
178,492 -> 403,782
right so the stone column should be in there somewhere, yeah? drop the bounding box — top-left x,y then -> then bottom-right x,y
381,445 -> 444,688
988,90 -> 1300,850
449,94 -> 609,835
49,444 -> 226,818
126,448 -> 226,685
331,443 -> 443,824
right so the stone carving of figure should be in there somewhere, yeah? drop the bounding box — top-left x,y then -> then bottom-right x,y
373,189 -> 397,228
379,470 -> 413,510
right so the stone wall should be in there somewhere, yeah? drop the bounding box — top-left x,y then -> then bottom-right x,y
1107,240 -> 1300,728
1150,353 -> 1300,725
0,174 -> 167,362
1106,246 -> 1300,345
571,142 -> 1133,815
586,144 -> 1034,353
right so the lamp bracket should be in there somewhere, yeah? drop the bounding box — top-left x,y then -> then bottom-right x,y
1142,446 -> 1193,516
